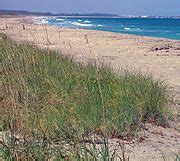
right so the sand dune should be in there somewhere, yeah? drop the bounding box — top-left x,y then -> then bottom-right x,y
0,16 -> 180,161
0,16 -> 180,99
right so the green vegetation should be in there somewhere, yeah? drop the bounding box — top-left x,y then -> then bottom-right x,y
0,34 -> 171,160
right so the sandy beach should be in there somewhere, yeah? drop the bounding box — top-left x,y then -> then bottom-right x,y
0,16 -> 180,160
0,16 -> 180,100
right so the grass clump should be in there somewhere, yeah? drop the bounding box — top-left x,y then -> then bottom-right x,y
0,34 -> 170,159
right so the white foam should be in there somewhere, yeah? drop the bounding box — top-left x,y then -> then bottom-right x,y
124,27 -> 140,31
33,17 -> 48,24
124,27 -> 131,30
84,20 -> 91,23
56,18 -> 64,21
33,17 -> 39,20
41,19 -> 48,24
33,16 -> 44,20
78,19 -> 82,22
71,22 -> 93,27
97,24 -> 103,27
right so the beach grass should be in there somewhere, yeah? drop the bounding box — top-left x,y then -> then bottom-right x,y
0,33 -> 171,160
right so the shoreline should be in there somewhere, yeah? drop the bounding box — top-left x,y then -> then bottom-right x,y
1,15 -> 180,41
0,16 -> 180,100
0,15 -> 180,161
33,16 -> 180,41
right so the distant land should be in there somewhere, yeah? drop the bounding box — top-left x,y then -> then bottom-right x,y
0,9 -> 119,17
0,9 -> 179,18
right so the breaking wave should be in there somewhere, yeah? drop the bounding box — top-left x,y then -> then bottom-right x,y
124,27 -> 141,31
71,22 -> 93,27
56,18 -> 64,21
84,20 -> 91,23
35,17 -> 180,40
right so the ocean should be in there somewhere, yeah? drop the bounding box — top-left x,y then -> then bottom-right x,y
41,17 -> 180,40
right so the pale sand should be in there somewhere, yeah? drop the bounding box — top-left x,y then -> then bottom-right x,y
0,16 -> 180,99
0,16 -> 179,160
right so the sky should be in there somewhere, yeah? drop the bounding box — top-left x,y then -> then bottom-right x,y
0,0 -> 180,16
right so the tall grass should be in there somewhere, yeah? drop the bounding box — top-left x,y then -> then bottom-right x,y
0,33 -> 170,160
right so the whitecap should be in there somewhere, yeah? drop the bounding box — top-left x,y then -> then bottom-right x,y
41,19 -> 48,24
34,18 -> 48,24
33,17 -> 39,20
97,24 -> 103,27
84,20 -> 91,23
124,27 -> 141,31
124,27 -> 131,30
33,17 -> 48,24
78,20 -> 82,22
56,18 -> 64,21
71,22 -> 93,27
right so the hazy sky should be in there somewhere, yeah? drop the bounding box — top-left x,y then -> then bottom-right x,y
0,0 -> 180,16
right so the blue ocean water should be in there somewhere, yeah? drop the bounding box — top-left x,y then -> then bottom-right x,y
46,17 -> 180,40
